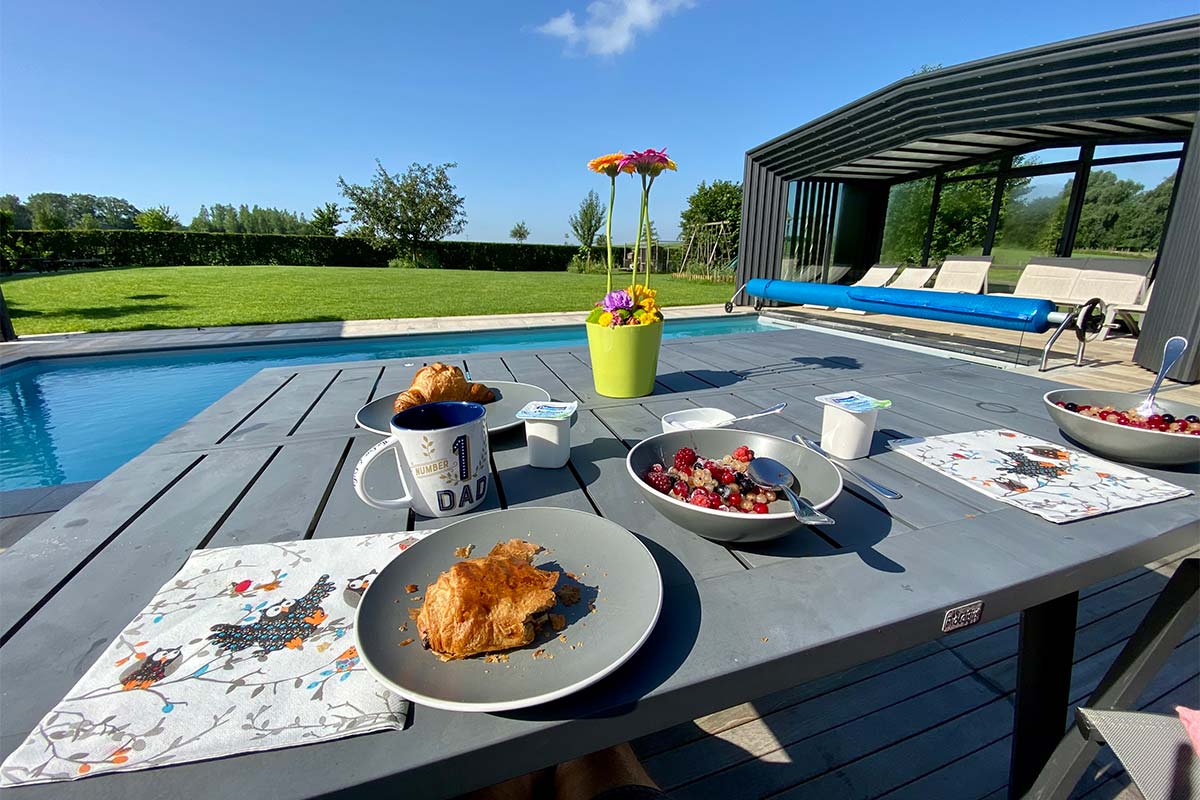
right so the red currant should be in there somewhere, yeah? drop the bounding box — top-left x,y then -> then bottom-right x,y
752,502 -> 769,514
727,491 -> 742,506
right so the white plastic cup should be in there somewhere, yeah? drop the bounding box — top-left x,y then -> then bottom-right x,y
821,404 -> 878,460
525,417 -> 572,469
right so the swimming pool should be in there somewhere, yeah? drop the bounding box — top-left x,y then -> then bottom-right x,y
1,315 -> 781,490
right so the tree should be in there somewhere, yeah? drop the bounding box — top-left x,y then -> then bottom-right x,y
134,205 -> 180,231
568,189 -> 605,247
0,195 -> 32,230
27,193 -> 71,230
679,179 -> 742,246
310,202 -> 344,236
94,196 -> 140,229
1073,170 -> 1142,251
509,221 -> 530,242
1119,175 -> 1174,251
76,213 -> 101,230
190,205 -> 214,232
338,160 -> 467,255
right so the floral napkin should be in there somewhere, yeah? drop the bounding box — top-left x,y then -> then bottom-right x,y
0,530 -> 432,787
889,429 -> 1191,523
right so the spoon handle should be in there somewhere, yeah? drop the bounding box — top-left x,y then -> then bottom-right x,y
780,484 -> 835,526
720,402 -> 787,427
796,436 -> 902,499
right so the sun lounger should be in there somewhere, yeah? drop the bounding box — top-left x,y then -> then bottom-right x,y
996,257 -> 1153,338
887,266 -> 936,290
920,256 -> 992,294
833,265 -> 899,313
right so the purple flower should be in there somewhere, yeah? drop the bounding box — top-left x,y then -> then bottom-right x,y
602,290 -> 633,312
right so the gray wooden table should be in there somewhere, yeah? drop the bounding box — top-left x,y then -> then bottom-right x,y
2,325 -> 1197,799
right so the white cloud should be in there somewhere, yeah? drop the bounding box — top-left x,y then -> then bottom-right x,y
537,0 -> 695,56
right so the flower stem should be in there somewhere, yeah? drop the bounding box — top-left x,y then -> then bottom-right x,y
643,177 -> 655,290
605,176 -> 616,294
632,176 -> 646,290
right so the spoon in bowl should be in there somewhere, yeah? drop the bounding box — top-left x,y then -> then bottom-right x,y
1136,336 -> 1188,417
747,457 -> 835,526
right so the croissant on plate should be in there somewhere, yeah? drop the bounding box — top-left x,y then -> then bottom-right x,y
393,363 -> 496,413
416,539 -> 559,660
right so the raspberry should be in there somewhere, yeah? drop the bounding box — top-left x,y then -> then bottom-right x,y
688,488 -> 710,507
734,445 -> 754,462
644,470 -> 673,494
707,495 -> 723,509
673,448 -> 697,471
753,502 -> 769,514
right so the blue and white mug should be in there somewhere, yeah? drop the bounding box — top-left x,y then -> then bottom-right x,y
353,401 -> 490,518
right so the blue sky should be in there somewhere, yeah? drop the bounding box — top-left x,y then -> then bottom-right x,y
1,1 -> 1193,243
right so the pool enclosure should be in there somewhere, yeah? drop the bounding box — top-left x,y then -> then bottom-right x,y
735,16 -> 1200,381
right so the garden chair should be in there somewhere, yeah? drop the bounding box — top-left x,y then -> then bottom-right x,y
1072,707 -> 1199,800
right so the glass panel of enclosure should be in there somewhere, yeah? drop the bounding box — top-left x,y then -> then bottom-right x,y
1075,156 -> 1179,260
781,181 -> 799,281
991,171 -> 1075,270
927,173 -> 995,266
879,177 -> 933,265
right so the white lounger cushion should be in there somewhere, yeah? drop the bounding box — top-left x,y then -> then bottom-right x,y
888,267 -> 936,290
853,266 -> 898,288
1072,268 -> 1148,306
1008,263 -> 1081,303
925,259 -> 990,294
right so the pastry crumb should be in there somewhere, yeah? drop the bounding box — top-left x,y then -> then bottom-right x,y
558,634 -> 568,643
398,623 -> 408,632
455,544 -> 475,558
587,602 -> 596,614
408,607 -> 421,620
533,648 -> 548,659
556,585 -> 581,606
411,595 -> 422,602
483,653 -> 510,664
549,613 -> 567,631
761,636 -> 769,643
405,584 -> 419,593
398,638 -> 415,647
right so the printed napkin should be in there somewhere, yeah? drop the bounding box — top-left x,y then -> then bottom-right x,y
0,530 -> 432,787
889,429 -> 1191,523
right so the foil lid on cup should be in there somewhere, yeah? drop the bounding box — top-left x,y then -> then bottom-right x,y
814,391 -> 891,414
516,401 -> 578,421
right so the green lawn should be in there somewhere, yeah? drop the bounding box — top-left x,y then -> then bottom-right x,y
1,266 -> 735,335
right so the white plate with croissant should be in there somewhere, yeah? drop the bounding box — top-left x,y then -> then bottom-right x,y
356,363 -> 551,435
355,507 -> 662,712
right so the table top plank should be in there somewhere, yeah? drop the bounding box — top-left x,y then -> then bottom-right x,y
217,366 -> 340,445
0,447 -> 277,766
150,369 -> 294,453
312,433 -> 411,539
292,365 -> 382,438
0,450 -> 202,643
499,352 -> 581,402
205,437 -> 353,548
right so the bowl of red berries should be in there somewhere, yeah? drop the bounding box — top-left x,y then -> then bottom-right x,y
1044,389 -> 1200,466
627,428 -> 843,543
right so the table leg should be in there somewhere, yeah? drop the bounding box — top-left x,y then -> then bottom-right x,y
1019,558 -> 1199,800
1008,590 -> 1079,799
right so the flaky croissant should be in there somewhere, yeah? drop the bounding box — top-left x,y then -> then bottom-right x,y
393,363 -> 496,413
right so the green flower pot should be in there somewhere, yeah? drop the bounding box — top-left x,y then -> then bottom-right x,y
585,320 -> 663,398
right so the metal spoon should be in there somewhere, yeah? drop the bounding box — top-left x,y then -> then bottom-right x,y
1136,336 -> 1188,417
747,456 -> 835,526
794,435 -> 902,500
716,402 -> 788,428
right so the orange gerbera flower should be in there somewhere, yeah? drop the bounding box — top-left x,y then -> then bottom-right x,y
588,152 -> 634,177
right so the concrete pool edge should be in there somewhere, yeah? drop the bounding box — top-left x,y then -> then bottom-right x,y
0,304 -> 743,368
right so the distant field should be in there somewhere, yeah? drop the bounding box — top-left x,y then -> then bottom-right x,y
1,266 -> 733,335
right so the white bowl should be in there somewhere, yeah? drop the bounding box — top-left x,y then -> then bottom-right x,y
661,407 -> 737,433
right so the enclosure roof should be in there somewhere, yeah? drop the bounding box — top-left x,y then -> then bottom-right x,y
748,16 -> 1200,183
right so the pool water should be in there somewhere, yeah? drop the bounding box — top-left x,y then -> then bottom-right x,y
1,316 -> 780,490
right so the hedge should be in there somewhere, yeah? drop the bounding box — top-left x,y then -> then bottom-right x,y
8,230 -> 385,269
4,230 -> 586,273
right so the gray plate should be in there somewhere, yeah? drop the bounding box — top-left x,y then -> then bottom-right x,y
1044,389 -> 1200,466
355,507 -> 662,712
627,429 -> 843,544
356,381 -> 551,436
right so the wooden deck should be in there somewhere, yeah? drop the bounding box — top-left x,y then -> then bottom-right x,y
769,307 -> 1200,404
632,545 -> 1198,799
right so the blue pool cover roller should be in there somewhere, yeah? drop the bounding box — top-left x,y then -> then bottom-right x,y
745,279 -> 1059,333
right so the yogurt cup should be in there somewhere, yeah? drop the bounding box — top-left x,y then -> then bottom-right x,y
815,392 -> 889,460
661,407 -> 736,433
517,401 -> 577,469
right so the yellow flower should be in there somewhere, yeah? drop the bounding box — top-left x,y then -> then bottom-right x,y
598,311 -> 614,327
588,152 -> 633,177
639,297 -> 657,312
